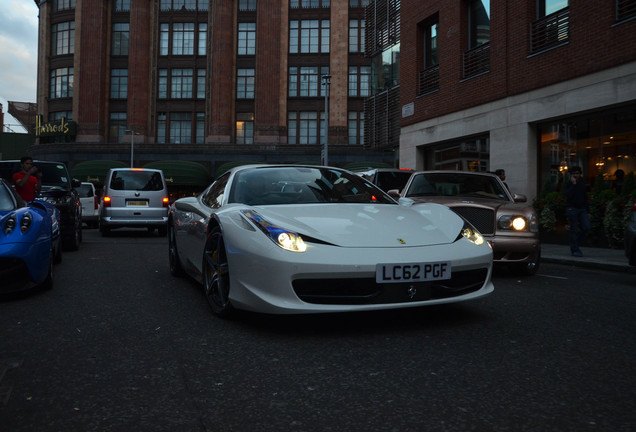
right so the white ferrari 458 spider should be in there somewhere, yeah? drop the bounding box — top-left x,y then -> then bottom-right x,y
168,165 -> 494,317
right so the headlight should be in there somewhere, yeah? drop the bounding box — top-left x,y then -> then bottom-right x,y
498,215 -> 528,231
242,210 -> 307,252
457,222 -> 485,246
20,213 -> 33,233
4,214 -> 17,234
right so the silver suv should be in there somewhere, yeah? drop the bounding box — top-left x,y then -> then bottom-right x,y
99,168 -> 169,236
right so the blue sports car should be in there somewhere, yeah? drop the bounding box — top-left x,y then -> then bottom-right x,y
0,178 -> 61,293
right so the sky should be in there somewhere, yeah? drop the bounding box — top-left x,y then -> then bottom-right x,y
0,0 -> 39,133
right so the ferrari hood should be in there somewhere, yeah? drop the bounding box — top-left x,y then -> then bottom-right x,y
245,203 -> 465,248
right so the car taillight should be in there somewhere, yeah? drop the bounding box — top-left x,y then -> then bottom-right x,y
163,197 -> 170,207
632,202 -> 636,213
103,196 -> 111,207
93,196 -> 99,209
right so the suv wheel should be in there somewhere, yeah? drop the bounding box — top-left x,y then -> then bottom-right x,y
62,219 -> 81,251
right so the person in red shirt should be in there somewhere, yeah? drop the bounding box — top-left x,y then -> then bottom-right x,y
13,156 -> 42,202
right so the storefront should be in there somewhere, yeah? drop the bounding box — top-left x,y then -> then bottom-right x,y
537,103 -> 636,192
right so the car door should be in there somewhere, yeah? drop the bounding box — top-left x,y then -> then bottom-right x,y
177,173 -> 230,274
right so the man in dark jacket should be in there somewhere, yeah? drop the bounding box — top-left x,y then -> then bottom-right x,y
564,166 -> 590,257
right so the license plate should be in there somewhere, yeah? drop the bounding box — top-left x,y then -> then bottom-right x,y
127,200 -> 148,206
376,261 -> 451,283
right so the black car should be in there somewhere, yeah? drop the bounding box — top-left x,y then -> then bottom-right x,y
353,168 -> 414,193
0,160 -> 82,251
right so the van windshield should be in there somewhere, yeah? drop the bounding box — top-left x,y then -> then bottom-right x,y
110,171 -> 164,191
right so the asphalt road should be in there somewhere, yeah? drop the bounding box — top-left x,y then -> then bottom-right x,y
1,229 -> 635,431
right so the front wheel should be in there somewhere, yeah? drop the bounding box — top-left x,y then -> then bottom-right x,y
203,226 -> 234,318
168,224 -> 184,277
40,249 -> 54,290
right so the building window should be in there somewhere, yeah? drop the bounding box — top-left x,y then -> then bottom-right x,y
112,23 -> 130,56
416,18 -> 438,95
109,112 -> 127,143
424,136 -> 490,171
159,24 -> 169,55
238,23 -> 256,55
49,111 -> 73,122
52,0 -> 75,12
237,69 -> 255,99
531,1 -> 569,53
289,66 -> 328,97
198,23 -> 207,56
158,69 -> 168,99
288,112 -> 324,145
157,113 -> 167,144
169,112 -> 192,144
424,20 -> 438,68
468,0 -> 490,48
348,66 -> 370,97
239,0 -> 257,11
616,0 -> 636,22
372,44 -> 400,94
464,0 -> 490,78
197,69 -> 206,99
349,19 -> 365,53
290,0 -> 330,7
173,23 -> 195,55
196,112 -> 205,144
160,0 -> 206,10
348,111 -> 364,145
51,22 -> 75,56
114,0 -> 130,11
50,67 -> 74,99
110,69 -> 128,99
538,106 -> 636,191
349,0 -> 370,7
289,20 -> 330,54
171,69 -> 194,99
236,113 -> 255,144
538,0 -> 569,17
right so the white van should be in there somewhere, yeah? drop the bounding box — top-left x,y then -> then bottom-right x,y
77,182 -> 98,228
99,168 -> 169,236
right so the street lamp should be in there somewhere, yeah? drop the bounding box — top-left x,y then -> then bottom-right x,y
125,129 -> 140,168
321,74 -> 331,166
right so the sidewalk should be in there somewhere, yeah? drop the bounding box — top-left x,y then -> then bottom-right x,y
541,242 -> 635,274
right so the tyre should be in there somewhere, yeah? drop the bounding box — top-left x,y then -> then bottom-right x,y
62,219 -> 81,251
168,224 -> 185,277
203,226 -> 234,318
40,249 -> 54,290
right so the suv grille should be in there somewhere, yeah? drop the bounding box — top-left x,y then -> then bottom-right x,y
451,207 -> 495,235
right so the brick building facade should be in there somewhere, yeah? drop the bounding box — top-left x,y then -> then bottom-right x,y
396,0 -> 636,200
31,0 -> 390,185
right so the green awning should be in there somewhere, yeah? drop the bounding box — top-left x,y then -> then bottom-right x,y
71,160 -> 129,184
214,161 -> 261,178
144,160 -> 211,186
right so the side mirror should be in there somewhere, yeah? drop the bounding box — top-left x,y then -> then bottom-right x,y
398,197 -> 414,207
513,193 -> 527,203
387,189 -> 401,200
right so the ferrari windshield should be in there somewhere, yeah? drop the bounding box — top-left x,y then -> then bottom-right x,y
405,172 -> 511,201
229,166 -> 396,205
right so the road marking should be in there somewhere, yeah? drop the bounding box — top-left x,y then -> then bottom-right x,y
537,273 -> 568,280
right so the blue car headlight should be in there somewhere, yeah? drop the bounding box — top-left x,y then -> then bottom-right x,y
4,214 -> 17,234
20,213 -> 33,233
242,210 -> 307,252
